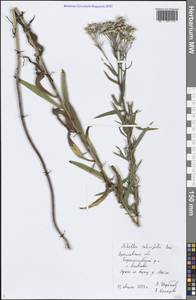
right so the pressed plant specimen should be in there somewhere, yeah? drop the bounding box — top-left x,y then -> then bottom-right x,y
84,17 -> 157,225
10,8 -> 157,249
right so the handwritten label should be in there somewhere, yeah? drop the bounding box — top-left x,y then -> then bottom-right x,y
113,242 -> 185,299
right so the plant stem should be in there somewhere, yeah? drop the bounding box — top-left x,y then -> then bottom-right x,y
14,8 -> 112,190
12,8 -> 71,249
116,55 -> 140,226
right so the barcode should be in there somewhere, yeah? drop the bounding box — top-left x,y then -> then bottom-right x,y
156,8 -> 178,22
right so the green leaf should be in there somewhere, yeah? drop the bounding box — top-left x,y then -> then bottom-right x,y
94,110 -> 121,119
85,126 -> 91,137
69,104 -> 83,132
111,166 -> 124,201
133,125 -> 158,150
68,134 -> 84,158
113,152 -> 127,160
136,126 -> 158,131
133,130 -> 147,150
19,79 -> 61,107
111,94 -> 120,105
60,69 -> 75,122
67,134 -> 94,162
113,146 -> 127,160
119,127 -> 127,137
115,146 -> 123,155
69,160 -> 103,180
112,103 -> 125,122
61,70 -> 83,132
104,63 -> 118,76
61,69 -> 70,107
136,159 -> 142,170
80,191 -> 109,209
84,129 -> 102,165
94,191 -> 105,196
104,71 -> 119,84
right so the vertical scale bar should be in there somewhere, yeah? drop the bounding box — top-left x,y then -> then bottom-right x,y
187,0 -> 196,298
187,88 -> 196,298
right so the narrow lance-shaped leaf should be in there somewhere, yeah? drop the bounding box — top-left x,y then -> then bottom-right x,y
113,152 -> 127,160
104,62 -> 118,76
84,127 -> 102,165
67,134 -> 94,162
80,190 -> 109,209
123,183 -> 133,205
94,109 -> 122,119
104,71 -> 119,84
136,159 -> 142,170
61,69 -> 70,108
112,103 -> 125,122
136,126 -> 158,131
111,166 -> 124,202
119,127 -> 127,137
19,79 -> 61,108
94,191 -> 105,196
111,94 -> 120,105
60,69 -> 74,123
69,160 -> 103,180
113,146 -> 127,160
115,146 -> 124,155
85,126 -> 91,137
133,130 -> 146,150
69,104 -> 83,132
133,124 -> 158,150
61,70 -> 83,132
35,72 -> 57,97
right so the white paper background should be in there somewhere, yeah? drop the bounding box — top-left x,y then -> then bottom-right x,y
1,1 -> 186,299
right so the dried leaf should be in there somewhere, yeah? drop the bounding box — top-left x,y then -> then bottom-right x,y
111,166 -> 124,201
80,191 -> 109,209
136,126 -> 158,131
111,94 -> 120,105
113,152 -> 127,160
60,69 -> 76,124
112,103 -> 125,122
67,134 -> 93,162
85,126 -> 91,137
136,159 -> 142,170
94,109 -> 121,119
133,125 -> 158,150
69,160 -> 103,180
61,69 -> 70,107
84,128 -> 101,164
118,127 -> 126,137
104,63 -> 117,76
94,191 -> 105,196
115,146 -> 123,155
127,102 -> 133,114
68,104 -> 83,132
35,71 -> 57,97
104,71 -> 118,84
19,79 -> 61,107
113,146 -> 126,160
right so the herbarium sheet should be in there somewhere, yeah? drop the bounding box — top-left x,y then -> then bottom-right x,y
2,1 -> 186,299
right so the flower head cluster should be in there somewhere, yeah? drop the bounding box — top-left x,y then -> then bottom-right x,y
85,16 -> 136,59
